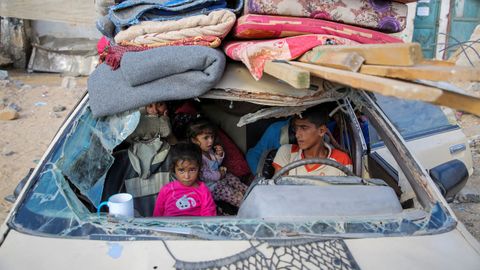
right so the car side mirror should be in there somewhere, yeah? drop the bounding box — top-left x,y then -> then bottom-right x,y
4,168 -> 33,203
429,160 -> 468,203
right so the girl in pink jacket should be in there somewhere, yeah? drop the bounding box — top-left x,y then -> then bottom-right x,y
153,143 -> 216,217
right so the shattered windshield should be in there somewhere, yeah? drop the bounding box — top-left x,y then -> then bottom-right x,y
10,97 -> 456,240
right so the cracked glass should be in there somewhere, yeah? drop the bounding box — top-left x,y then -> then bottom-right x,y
10,98 -> 455,240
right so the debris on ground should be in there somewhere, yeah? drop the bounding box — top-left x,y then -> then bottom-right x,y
0,109 -> 19,120
34,101 -> 47,107
455,193 -> 480,204
8,103 -> 21,112
0,70 -> 8,80
2,149 -> 15,156
12,80 -> 24,89
52,105 -> 66,112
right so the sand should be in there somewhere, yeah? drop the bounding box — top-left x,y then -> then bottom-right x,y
0,71 -> 87,222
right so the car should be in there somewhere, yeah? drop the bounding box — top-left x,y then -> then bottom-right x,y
368,94 -> 474,203
1,63 -> 479,270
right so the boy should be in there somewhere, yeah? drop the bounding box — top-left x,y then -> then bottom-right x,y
273,107 -> 352,176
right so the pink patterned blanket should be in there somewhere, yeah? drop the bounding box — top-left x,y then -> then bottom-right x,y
234,14 -> 403,44
224,34 -> 358,80
244,0 -> 408,33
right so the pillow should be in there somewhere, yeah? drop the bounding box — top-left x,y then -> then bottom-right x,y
217,129 -> 251,178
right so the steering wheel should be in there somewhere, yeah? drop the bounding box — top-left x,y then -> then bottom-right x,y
271,158 -> 355,184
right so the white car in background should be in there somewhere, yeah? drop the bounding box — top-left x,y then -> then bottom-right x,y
0,63 -> 478,269
367,94 -> 473,203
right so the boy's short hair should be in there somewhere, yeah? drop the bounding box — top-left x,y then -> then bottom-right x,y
170,142 -> 202,172
295,106 -> 330,127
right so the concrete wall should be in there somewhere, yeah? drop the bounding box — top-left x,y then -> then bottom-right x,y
32,20 -> 100,39
436,0 -> 451,59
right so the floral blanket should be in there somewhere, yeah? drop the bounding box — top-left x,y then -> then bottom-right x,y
244,0 -> 408,33
234,14 -> 403,44
224,34 -> 358,80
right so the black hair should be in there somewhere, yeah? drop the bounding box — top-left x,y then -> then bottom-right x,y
186,118 -> 217,140
170,142 -> 203,172
295,106 -> 330,127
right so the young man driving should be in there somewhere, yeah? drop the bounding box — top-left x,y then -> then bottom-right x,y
272,107 -> 352,176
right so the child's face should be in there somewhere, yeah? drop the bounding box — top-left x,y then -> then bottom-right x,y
293,118 -> 326,150
174,160 -> 199,187
192,132 -> 214,152
146,104 -> 158,115
155,102 -> 167,115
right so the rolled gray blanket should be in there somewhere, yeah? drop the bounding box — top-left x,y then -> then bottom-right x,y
88,46 -> 226,118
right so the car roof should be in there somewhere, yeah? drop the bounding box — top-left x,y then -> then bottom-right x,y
203,63 -> 342,107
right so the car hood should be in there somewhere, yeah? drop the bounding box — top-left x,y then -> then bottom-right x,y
1,226 -> 479,270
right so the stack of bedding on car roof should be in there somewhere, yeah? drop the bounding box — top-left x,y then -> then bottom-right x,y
88,0 -> 241,117
88,0 -> 480,118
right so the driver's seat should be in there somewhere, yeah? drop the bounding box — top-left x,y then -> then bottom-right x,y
257,149 -> 278,179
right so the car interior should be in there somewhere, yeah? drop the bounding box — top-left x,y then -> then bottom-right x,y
89,97 -> 411,219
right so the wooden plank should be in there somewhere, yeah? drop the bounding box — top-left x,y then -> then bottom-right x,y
359,64 -> 480,82
421,59 -> 456,67
301,51 -> 365,72
434,91 -> 480,116
0,0 -> 96,25
288,61 -> 480,116
300,43 -> 424,66
263,61 -> 310,89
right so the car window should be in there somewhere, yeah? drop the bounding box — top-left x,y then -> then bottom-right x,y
368,94 -> 456,147
9,97 -> 453,239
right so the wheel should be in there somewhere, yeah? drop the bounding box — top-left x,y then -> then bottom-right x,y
271,158 -> 355,183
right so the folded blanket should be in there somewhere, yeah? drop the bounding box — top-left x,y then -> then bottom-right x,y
120,35 -> 222,47
234,14 -> 403,44
88,46 -> 226,118
224,35 -> 358,80
244,0 -> 407,33
100,44 -> 151,70
98,0 -> 243,38
114,10 -> 236,44
101,36 -> 222,70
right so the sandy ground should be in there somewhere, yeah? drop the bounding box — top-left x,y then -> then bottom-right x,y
0,71 -> 87,222
0,71 -> 479,241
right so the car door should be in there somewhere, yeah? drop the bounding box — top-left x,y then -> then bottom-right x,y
351,93 -> 473,202
368,94 -> 473,176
